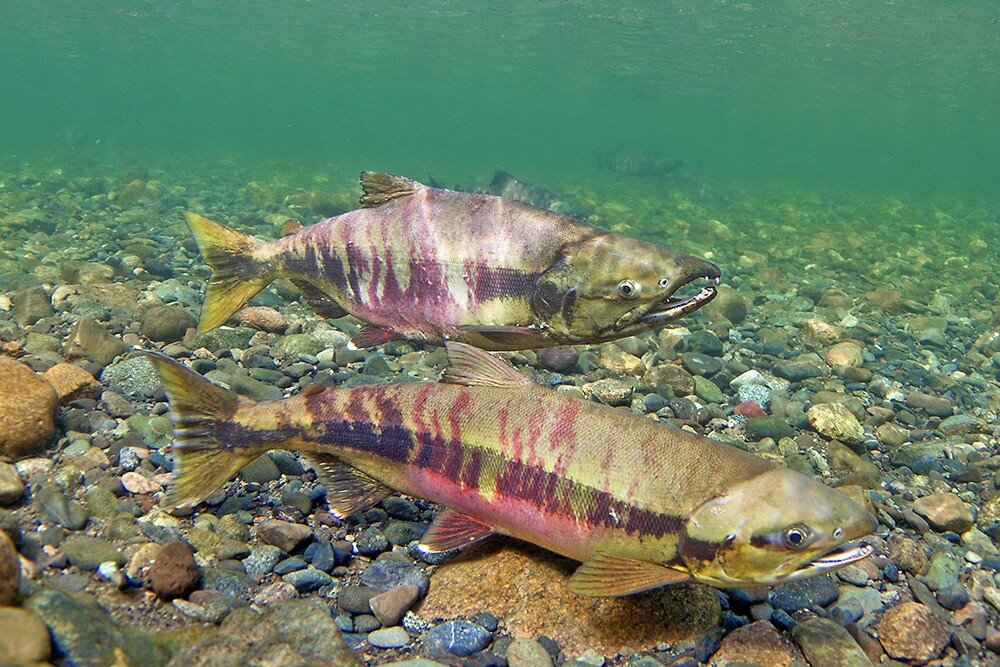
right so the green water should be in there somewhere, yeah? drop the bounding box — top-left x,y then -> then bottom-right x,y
1,1 -> 997,200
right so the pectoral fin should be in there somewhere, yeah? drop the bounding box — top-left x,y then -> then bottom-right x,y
569,554 -> 692,597
351,326 -> 403,349
301,453 -> 391,518
418,508 -> 496,552
456,325 -> 545,349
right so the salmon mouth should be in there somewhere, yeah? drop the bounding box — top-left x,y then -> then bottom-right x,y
641,276 -> 720,326
784,541 -> 874,581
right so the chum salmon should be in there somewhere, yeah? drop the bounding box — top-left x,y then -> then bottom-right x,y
185,172 -> 720,350
148,343 -> 876,595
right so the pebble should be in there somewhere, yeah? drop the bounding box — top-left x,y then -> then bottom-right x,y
0,462 -> 25,505
507,637 -> 555,667
806,402 -> 864,444
790,617 -> 873,667
339,585 -> 380,614
257,519 -> 312,552
876,601 -> 950,664
283,566 -> 333,592
140,305 -> 197,343
905,392 -> 953,417
149,540 -> 199,600
536,347 -> 579,373
768,575 -> 839,612
581,378 -> 633,406
368,626 -> 411,649
422,620 -> 492,658
0,606 -> 51,664
913,493 -> 974,533
61,535 -> 125,571
362,558 -> 431,596
0,530 -> 19,605
370,584 -> 421,626
121,471 -> 163,495
244,545 -> 282,581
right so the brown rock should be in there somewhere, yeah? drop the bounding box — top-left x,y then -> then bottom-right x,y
825,342 -> 864,368
790,617 -> 873,667
866,287 -> 902,312
0,606 -> 51,664
234,306 -> 287,333
0,531 -> 19,605
417,542 -> 719,656
710,620 -> 807,666
369,584 -> 420,627
258,519 -> 313,553
807,402 -> 864,445
598,344 -> 645,376
63,317 -> 127,366
0,358 -> 58,458
581,378 -> 634,406
140,305 -> 197,344
913,492 -> 974,533
877,601 -> 950,664
643,363 -> 694,396
43,363 -> 100,402
887,535 -> 928,575
536,347 -> 579,373
875,423 -> 908,448
803,318 -> 847,345
149,541 -> 199,600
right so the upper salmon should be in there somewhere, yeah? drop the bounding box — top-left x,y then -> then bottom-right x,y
186,172 -> 721,350
148,342 -> 876,596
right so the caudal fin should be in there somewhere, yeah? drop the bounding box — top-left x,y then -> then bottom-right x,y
185,212 -> 273,333
145,353 -> 265,509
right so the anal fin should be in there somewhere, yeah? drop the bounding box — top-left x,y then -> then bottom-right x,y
351,326 -> 403,349
418,508 -> 495,552
442,341 -> 533,388
301,453 -> 391,518
290,280 -> 349,319
569,553 -> 692,597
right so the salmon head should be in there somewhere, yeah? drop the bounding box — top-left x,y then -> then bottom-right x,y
529,233 -> 721,343
677,468 -> 878,587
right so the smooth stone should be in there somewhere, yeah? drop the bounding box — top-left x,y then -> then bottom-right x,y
709,620 -> 806,666
772,360 -> 824,382
338,585 -> 380,615
745,416 -> 794,441
141,305 -> 197,343
768,575 -> 839,612
0,358 -> 58,458
422,620 -> 491,658
368,626 -> 410,649
913,493 -> 974,533
0,531 -> 19,605
790,617 -> 873,667
63,317 -> 127,366
149,541 -> 200,600
282,566 -> 333,592
361,559 -> 430,596
370,584 -> 421,627
681,352 -> 722,378
536,347 -> 579,373
258,519 -> 312,552
0,463 -> 24,505
239,454 -> 282,483
0,606 -> 51,663
692,375 -> 725,403
507,637 -> 555,667
61,536 -> 125,570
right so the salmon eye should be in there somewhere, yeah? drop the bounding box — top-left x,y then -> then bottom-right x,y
617,280 -> 640,299
783,524 -> 810,549
658,278 -> 670,288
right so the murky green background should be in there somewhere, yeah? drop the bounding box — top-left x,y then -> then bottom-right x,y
1,1 -> 997,199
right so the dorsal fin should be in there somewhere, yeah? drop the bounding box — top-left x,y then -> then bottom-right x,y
281,218 -> 304,237
359,172 -> 420,208
442,342 -> 533,388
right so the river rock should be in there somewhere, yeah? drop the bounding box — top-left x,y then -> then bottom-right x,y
905,392 -> 953,417
0,463 -> 24,506
581,378 -> 633,406
27,589 -> 165,666
370,584 -> 421,626
703,284 -> 747,324
43,363 -> 100,402
0,606 -> 51,664
0,531 -> 19,605
0,357 -> 58,458
710,620 -> 807,666
507,637 -> 555,667
644,363 -> 694,396
141,305 -> 197,343
876,601 -> 950,664
536,347 -> 579,373
63,316 -> 127,366
790,617 -> 872,667
61,535 -> 125,570
417,542 -> 719,655
422,620 -> 491,658
150,541 -> 200,600
599,344 -> 645,376
12,285 -> 53,325
825,341 -> 864,368
803,318 -> 847,344
913,493 -> 974,533
258,519 -> 313,552
807,402 -> 863,444
234,306 -> 287,332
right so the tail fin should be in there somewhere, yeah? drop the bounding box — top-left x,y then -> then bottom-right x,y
185,212 -> 273,333
145,353 -> 265,509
